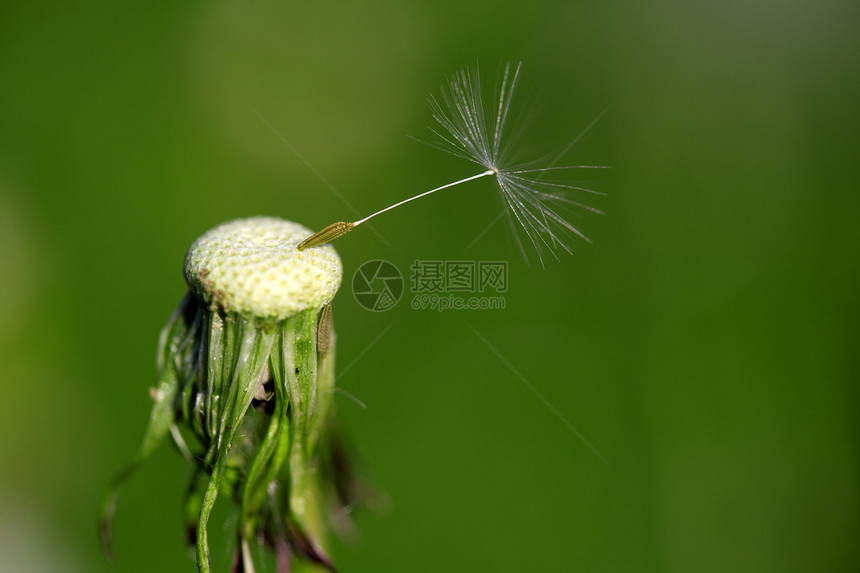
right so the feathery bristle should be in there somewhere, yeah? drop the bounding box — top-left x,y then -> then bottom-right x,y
427,62 -> 606,266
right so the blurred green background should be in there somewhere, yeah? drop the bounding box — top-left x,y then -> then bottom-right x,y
1,0 -> 858,571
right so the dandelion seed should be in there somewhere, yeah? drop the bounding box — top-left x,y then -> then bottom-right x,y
298,62 -> 607,264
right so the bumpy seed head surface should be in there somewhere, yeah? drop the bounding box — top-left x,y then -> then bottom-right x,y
184,217 -> 342,320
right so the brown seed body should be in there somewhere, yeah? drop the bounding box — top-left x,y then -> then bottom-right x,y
298,221 -> 355,250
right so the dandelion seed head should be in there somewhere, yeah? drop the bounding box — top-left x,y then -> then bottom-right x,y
185,217 -> 342,320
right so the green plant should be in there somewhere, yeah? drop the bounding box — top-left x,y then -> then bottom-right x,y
101,217 -> 356,572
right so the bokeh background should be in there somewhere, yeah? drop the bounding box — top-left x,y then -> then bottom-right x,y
1,1 -> 858,571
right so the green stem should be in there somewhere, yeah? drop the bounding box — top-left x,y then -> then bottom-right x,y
196,315 -> 275,572
195,448 -> 227,573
